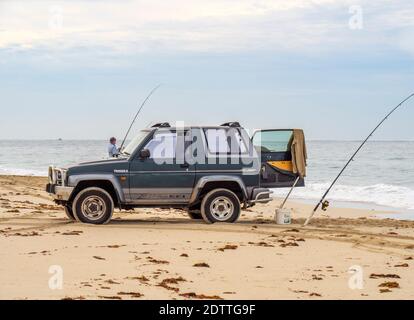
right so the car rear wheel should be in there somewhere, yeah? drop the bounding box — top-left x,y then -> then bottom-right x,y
64,204 -> 76,221
72,187 -> 114,225
201,189 -> 241,224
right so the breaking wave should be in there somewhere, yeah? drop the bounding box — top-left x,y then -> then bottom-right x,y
0,166 -> 46,177
272,183 -> 414,210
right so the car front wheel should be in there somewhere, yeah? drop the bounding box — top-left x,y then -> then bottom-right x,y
64,204 -> 76,221
72,187 -> 114,225
201,189 -> 241,224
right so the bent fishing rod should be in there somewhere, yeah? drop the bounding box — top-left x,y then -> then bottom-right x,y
119,84 -> 162,151
304,92 -> 414,227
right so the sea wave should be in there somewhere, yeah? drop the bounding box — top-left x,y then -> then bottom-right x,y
0,166 -> 47,177
272,183 -> 414,210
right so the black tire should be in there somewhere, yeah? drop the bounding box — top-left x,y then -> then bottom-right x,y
72,187 -> 114,225
187,210 -> 203,220
64,204 -> 76,221
201,189 -> 241,224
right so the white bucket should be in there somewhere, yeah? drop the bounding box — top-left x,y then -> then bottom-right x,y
275,208 -> 292,225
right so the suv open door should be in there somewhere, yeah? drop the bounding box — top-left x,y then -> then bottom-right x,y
252,129 -> 307,188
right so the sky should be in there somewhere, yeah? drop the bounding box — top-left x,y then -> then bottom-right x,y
0,0 -> 413,140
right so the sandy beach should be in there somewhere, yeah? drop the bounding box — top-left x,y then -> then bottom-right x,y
0,175 -> 413,300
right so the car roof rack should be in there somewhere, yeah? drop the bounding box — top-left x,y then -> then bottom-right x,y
220,122 -> 241,128
151,122 -> 171,128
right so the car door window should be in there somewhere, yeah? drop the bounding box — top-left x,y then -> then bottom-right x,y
205,128 -> 248,154
252,130 -> 293,153
144,132 -> 177,159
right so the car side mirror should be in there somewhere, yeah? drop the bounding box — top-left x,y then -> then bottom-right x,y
139,149 -> 151,159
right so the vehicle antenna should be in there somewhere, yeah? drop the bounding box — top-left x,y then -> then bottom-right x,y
120,84 -> 162,151
304,92 -> 414,227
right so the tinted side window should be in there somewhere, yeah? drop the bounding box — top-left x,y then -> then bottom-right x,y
204,128 -> 247,154
253,130 -> 293,153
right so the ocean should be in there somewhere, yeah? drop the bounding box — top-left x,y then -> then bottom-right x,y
1,140 -> 413,214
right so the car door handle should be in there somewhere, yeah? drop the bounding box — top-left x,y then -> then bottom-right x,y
180,163 -> 190,168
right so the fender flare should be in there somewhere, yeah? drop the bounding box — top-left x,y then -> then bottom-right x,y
189,175 -> 248,204
67,174 -> 126,204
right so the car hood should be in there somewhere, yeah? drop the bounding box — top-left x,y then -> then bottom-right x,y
67,158 -> 130,175
74,157 -> 129,167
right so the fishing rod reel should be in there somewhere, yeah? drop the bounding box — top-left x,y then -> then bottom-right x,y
321,200 -> 330,211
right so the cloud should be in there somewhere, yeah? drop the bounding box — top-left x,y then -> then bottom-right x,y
0,0 -> 413,56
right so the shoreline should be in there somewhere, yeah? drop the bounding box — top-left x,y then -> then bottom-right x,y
285,197 -> 414,221
1,175 -> 413,300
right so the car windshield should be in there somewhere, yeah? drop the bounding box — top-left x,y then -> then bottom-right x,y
122,131 -> 150,155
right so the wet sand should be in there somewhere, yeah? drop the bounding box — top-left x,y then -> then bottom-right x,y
0,175 -> 413,300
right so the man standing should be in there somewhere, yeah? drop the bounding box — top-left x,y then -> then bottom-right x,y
108,137 -> 120,158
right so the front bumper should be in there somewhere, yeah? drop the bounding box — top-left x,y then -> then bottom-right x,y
46,184 -> 74,201
47,166 -> 72,202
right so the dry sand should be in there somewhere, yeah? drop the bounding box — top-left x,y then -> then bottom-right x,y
0,175 -> 413,300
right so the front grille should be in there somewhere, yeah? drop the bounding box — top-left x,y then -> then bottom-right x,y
48,166 -> 67,186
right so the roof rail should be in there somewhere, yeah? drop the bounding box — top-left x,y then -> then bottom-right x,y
220,122 -> 241,128
151,122 -> 171,128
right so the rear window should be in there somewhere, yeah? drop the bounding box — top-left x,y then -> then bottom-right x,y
204,128 -> 248,154
253,130 -> 293,153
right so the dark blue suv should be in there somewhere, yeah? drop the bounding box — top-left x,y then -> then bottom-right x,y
47,122 -> 305,225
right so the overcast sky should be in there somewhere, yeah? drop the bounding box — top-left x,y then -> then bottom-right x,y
0,0 -> 413,140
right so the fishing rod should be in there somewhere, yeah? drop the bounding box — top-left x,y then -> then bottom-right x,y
119,84 -> 162,151
304,92 -> 414,227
